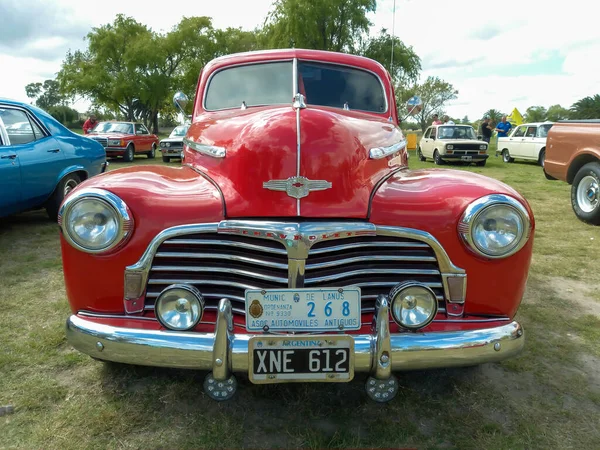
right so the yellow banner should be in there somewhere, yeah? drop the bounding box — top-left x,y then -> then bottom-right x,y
507,108 -> 524,126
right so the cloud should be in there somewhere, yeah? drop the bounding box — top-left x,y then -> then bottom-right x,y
424,56 -> 485,70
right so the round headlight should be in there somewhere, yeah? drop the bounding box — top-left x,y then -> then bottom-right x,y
59,188 -> 133,254
165,142 -> 171,147
390,282 -> 438,329
459,194 -> 531,259
156,284 -> 204,331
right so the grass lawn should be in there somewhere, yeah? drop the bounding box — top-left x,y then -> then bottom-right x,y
1,142 -> 599,449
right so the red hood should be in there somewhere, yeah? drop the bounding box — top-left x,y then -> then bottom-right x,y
89,132 -> 133,139
184,106 -> 404,218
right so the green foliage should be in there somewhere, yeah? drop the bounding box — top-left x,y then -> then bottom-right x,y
546,104 -> 570,121
263,0 -> 376,52
359,29 -> 420,84
484,109 -> 503,125
399,76 -> 458,131
524,106 -> 547,122
570,94 -> 600,119
25,79 -> 66,110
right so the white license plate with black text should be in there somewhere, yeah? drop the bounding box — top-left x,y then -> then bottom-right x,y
461,155 -> 473,161
245,287 -> 361,332
249,335 -> 354,383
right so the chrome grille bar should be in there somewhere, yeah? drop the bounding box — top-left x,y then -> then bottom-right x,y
154,252 -> 289,270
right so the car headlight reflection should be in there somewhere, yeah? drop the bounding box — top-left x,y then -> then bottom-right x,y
459,194 -> 531,259
156,284 -> 204,331
59,188 -> 133,254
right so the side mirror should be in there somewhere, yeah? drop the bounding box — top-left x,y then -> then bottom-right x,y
173,91 -> 189,116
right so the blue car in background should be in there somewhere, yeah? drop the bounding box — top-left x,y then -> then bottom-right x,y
0,98 -> 107,220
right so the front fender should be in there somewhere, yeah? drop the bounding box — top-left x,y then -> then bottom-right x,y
61,165 -> 225,314
369,168 -> 535,318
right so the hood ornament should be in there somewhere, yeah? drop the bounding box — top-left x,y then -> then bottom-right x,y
263,176 -> 332,199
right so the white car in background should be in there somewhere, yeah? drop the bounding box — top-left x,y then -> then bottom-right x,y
497,122 -> 554,167
417,124 -> 489,166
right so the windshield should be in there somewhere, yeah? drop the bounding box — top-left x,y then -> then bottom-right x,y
537,123 -> 553,138
169,125 -> 189,138
204,60 -> 387,113
92,122 -> 134,134
437,126 -> 477,140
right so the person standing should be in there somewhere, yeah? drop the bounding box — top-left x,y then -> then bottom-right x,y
82,115 -> 98,134
480,117 -> 493,143
495,115 -> 512,137
432,114 -> 442,125
442,115 -> 455,125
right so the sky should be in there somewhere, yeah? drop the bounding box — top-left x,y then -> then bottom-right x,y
0,0 -> 597,120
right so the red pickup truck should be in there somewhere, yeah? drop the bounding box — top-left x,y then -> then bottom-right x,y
545,120 -> 600,224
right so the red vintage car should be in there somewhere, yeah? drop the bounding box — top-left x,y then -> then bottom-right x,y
59,49 -> 533,402
87,121 -> 159,161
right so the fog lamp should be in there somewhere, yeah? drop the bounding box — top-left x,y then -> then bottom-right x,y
156,284 -> 204,331
389,282 -> 437,329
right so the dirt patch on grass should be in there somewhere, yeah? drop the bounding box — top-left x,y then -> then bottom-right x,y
525,275 -> 600,318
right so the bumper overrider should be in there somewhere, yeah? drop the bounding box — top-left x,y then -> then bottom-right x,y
66,296 -> 524,402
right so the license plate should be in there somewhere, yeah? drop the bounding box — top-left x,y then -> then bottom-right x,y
461,155 -> 473,161
249,335 -> 354,383
245,287 -> 361,332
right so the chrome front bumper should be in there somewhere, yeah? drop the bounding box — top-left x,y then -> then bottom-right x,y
67,297 -> 524,376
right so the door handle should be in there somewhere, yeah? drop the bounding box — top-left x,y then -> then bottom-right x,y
47,148 -> 61,153
1,154 -> 17,159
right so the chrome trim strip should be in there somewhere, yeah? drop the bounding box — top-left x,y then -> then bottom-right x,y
161,239 -> 287,255
350,281 -> 443,289
67,315 -> 524,372
369,139 -> 408,160
310,241 -> 429,255
154,252 -> 288,270
150,266 -> 288,284
306,254 -> 437,270
305,268 -> 440,285
288,259 -> 305,288
183,137 -> 225,158
147,279 -> 264,290
293,58 -> 303,217
458,194 -> 532,260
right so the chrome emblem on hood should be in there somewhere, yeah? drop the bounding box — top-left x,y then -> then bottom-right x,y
263,176 -> 332,199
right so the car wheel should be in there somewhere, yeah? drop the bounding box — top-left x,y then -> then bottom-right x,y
417,146 -> 426,162
123,144 -> 134,162
45,173 -> 81,222
162,155 -> 170,163
148,144 -> 156,159
571,162 -> 600,225
476,160 -> 486,167
538,149 -> 545,167
502,149 -> 514,163
433,150 -> 445,165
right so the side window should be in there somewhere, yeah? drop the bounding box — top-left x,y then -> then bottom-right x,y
525,126 -> 537,137
430,128 -> 437,139
513,126 -> 526,137
424,127 -> 431,139
135,124 -> 148,135
537,124 -> 552,138
0,107 -> 40,145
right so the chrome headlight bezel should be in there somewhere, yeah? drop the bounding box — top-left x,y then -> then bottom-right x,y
479,144 -> 487,150
446,144 -> 454,150
458,194 -> 531,259
58,188 -> 134,254
389,281 -> 438,330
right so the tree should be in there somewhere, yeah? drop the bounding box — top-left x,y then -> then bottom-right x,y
546,104 -> 570,122
570,95 -> 600,119
399,77 -> 458,131
360,29 -> 420,85
461,115 -> 469,124
263,0 -> 376,53
524,106 -> 547,122
484,109 -> 503,125
25,79 -> 66,110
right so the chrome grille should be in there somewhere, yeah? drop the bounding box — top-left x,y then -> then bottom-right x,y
306,236 -> 444,313
145,233 -> 288,314
144,232 -> 445,316
90,136 -> 108,147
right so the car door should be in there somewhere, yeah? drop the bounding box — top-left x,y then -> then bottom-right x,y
507,125 -> 527,157
1,106 -> 66,206
420,127 -> 432,156
521,126 -> 538,159
0,116 -> 22,215
135,124 -> 151,151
